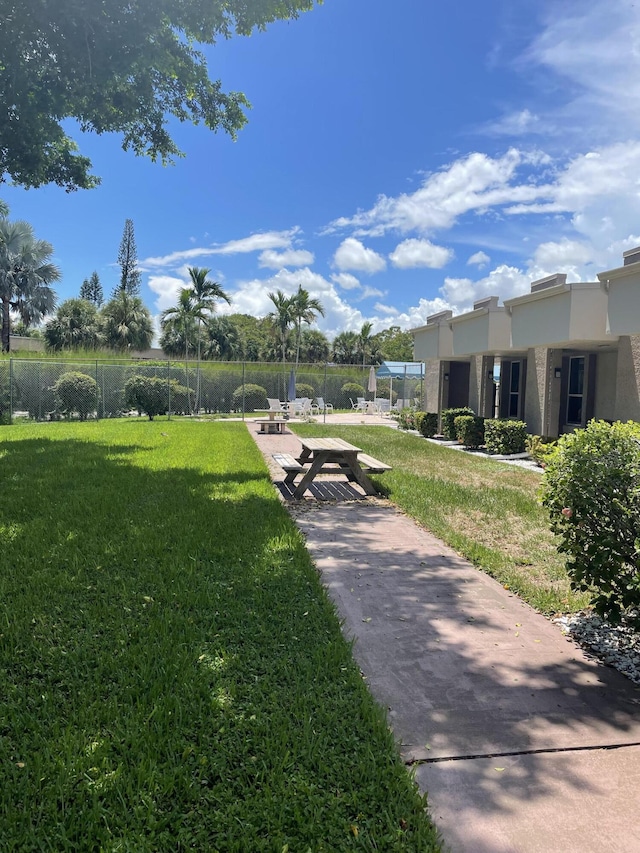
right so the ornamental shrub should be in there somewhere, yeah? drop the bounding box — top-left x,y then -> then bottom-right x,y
398,407 -> 417,430
414,411 -> 425,434
526,435 -> 557,467
125,375 -> 169,420
455,414 -> 485,449
541,420 -> 640,624
232,383 -> 268,413
441,407 -> 474,440
52,371 -> 98,420
419,412 -> 438,438
340,382 -> 365,408
484,419 -> 527,454
295,383 -> 315,400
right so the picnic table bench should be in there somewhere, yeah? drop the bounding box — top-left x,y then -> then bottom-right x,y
272,437 -> 391,498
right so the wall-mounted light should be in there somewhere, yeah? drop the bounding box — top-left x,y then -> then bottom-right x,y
444,372 -> 449,380
554,367 -> 562,379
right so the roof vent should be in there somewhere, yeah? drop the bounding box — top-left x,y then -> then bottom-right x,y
473,296 -> 499,311
623,246 -> 640,266
530,273 -> 567,293
426,310 -> 453,324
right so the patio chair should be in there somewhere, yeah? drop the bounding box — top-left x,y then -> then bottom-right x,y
356,397 -> 368,413
267,398 -> 286,412
312,397 -> 334,414
376,398 -> 391,415
290,397 -> 311,416
349,397 -> 359,410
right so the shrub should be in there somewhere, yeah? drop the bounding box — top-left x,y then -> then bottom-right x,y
232,383 -> 268,413
526,435 -> 557,467
340,382 -> 365,408
125,375 -> 169,420
170,382 -> 195,415
398,408 -> 417,430
52,372 -> 98,420
484,419 -> 527,454
441,407 -> 474,440
455,414 -> 485,448
295,382 -> 315,400
418,412 -> 438,438
541,420 -> 640,624
414,411 -> 425,433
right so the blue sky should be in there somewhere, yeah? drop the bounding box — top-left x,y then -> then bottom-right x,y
3,0 -> 640,340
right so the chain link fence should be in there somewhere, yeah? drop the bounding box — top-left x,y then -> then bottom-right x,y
0,358 -> 424,424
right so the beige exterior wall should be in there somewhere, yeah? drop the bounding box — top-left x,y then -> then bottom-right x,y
614,335 -> 640,422
594,351 -> 618,422
9,335 -> 45,353
523,348 -> 546,435
468,355 -> 495,417
423,360 -> 441,415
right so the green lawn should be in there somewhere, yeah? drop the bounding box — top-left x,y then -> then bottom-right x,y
293,423 -> 589,616
0,420 -> 440,852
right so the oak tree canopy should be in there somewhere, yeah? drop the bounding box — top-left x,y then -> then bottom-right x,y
0,0 -> 318,191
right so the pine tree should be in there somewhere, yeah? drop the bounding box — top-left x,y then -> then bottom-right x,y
80,271 -> 104,306
115,219 -> 141,297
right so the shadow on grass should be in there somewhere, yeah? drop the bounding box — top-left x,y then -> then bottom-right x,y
0,429 -> 439,851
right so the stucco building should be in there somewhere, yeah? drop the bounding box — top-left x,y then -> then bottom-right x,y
411,249 -> 640,437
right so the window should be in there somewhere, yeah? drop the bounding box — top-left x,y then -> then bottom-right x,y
566,356 -> 585,425
509,361 -> 521,418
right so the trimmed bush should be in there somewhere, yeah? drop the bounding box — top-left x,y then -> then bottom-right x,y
418,411 -> 438,438
340,382 -> 365,409
526,435 -> 557,467
295,383 -> 315,400
232,383 -> 268,413
441,406 -> 474,440
125,375 -> 169,420
52,372 -> 98,420
455,414 -> 485,449
398,408 -> 417,430
414,411 -> 425,434
542,420 -> 640,624
484,419 -> 527,454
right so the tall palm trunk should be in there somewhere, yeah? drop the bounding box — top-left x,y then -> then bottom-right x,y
1,298 -> 11,352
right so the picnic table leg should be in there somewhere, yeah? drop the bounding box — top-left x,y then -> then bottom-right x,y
292,450 -> 330,499
342,452 -> 378,496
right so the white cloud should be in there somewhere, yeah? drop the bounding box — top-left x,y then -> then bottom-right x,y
327,149 -> 550,238
484,109 -> 542,137
531,239 -> 592,273
373,303 -> 399,316
333,238 -> 387,273
526,0 -> 640,136
140,229 -> 301,271
147,275 -> 187,311
331,272 -> 361,290
360,286 -> 386,300
441,265 -> 530,313
258,248 -> 314,269
467,251 -> 490,267
389,238 -> 454,269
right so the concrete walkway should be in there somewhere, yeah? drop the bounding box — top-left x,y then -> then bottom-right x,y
247,417 -> 640,853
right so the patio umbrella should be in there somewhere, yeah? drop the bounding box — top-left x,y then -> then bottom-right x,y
368,365 -> 377,399
288,368 -> 296,402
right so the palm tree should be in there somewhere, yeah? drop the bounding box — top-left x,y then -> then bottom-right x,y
100,290 -> 154,352
332,330 -> 359,364
0,219 -> 60,351
186,267 -> 230,409
161,288 -> 209,415
290,284 -> 324,368
267,290 -> 295,392
358,321 -> 374,368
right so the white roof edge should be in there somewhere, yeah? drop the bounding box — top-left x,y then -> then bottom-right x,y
504,281 -> 599,307
597,260 -> 640,282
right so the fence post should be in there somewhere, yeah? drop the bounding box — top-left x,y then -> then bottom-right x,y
167,360 -> 171,420
96,359 -> 100,420
9,358 -> 13,424
241,361 -> 245,421
323,361 -> 328,424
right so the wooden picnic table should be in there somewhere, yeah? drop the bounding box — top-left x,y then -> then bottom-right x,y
292,437 -> 379,499
255,415 -> 288,434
